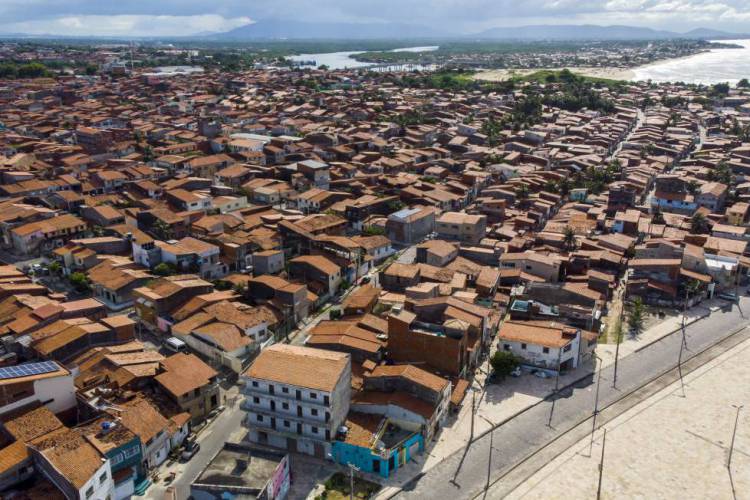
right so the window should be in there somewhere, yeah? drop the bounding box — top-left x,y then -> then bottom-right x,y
311,408 -> 318,416
310,392 -> 317,399
521,343 -> 527,350
85,486 -> 94,499
99,472 -> 108,484
253,397 -> 260,404
311,426 -> 318,434
256,414 -> 263,422
503,344 -> 510,351
543,347 -> 549,354
284,420 -> 290,428
252,381 -> 259,387
282,402 -> 289,410
563,344 -> 572,352
282,386 -> 289,394
324,395 -> 330,405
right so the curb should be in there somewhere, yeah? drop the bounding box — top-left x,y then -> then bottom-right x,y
634,308 -> 711,353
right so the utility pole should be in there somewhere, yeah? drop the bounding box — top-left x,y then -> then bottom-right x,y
597,429 -> 607,500
612,317 -> 621,389
728,405 -> 743,469
548,347 -> 563,427
589,354 -> 603,456
613,275 -> 626,389
470,390 -> 476,439
347,463 -> 359,500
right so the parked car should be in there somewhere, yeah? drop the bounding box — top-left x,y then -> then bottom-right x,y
181,440 -> 200,461
510,366 -> 522,377
718,292 -> 738,302
532,369 -> 550,379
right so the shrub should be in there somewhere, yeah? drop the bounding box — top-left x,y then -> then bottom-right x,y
490,351 -> 521,379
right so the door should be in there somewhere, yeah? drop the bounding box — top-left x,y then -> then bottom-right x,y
286,437 -> 297,452
313,442 -> 325,459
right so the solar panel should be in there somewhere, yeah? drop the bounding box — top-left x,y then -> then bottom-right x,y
0,361 -> 59,380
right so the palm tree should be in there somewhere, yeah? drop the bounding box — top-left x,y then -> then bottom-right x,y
652,206 -> 665,225
690,212 -> 709,234
563,226 -> 576,251
152,219 -> 173,241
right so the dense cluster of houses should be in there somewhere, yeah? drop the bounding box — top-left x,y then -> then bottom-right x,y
0,54 -> 748,498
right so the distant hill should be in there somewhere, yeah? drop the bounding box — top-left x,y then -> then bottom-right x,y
214,19 -> 444,40
473,24 -> 743,41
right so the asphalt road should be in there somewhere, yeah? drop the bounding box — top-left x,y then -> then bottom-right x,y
145,389 -> 246,500
396,296 -> 750,500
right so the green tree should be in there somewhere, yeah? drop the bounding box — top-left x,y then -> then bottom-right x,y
690,212 -> 710,234
490,350 -> 521,380
563,226 -> 576,251
68,272 -> 90,292
153,262 -> 176,276
627,297 -> 645,337
152,219 -> 173,241
84,64 -> 98,76
48,261 -> 61,274
738,78 -> 750,88
516,184 -> 530,200
652,206 -> 665,225
17,63 -> 49,79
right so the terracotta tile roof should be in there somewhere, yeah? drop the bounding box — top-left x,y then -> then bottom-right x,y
155,353 -> 217,398
244,344 -> 349,392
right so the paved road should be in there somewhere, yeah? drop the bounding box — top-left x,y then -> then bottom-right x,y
145,389 -> 246,500
396,296 -> 750,499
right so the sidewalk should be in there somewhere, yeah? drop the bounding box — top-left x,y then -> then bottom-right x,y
370,297 -> 729,500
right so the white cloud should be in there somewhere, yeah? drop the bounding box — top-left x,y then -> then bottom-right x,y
1,14 -> 251,37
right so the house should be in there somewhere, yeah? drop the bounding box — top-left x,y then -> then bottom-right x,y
247,274 -> 312,323
133,275 -> 214,332
288,255 -> 342,301
500,251 -> 562,283
386,206 -> 437,245
416,240 -> 458,267
114,396 -> 172,470
156,237 -> 228,280
241,344 -> 352,459
498,320 -> 597,373
380,263 -> 421,292
351,235 -> 395,264
695,182 -> 727,213
0,361 -> 76,417
10,214 -> 87,256
155,353 -> 221,424
251,249 -> 285,275
88,260 -> 154,311
32,427 -> 116,500
435,212 -> 487,245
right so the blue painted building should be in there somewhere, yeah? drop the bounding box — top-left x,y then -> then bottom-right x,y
332,414 -> 424,478
80,419 -> 144,500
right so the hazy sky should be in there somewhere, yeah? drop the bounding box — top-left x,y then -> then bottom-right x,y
1,0 -> 750,36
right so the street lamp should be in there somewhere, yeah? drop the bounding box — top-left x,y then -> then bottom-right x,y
589,353 -> 604,457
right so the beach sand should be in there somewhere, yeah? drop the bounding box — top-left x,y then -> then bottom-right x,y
474,66 -> 636,82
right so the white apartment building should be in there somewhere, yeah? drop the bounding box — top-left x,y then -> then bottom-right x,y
241,344 -> 351,459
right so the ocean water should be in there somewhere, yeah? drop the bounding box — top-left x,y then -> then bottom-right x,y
632,39 -> 750,85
